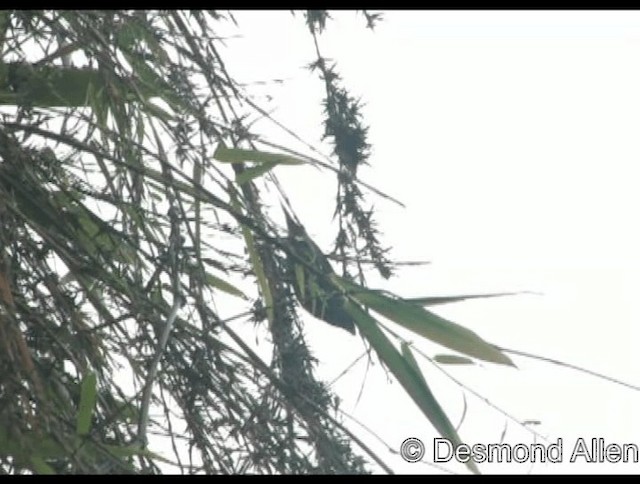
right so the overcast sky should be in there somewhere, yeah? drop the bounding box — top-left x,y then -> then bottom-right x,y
215,10 -> 640,474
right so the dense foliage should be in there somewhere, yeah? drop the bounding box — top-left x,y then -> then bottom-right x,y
0,10 -> 516,474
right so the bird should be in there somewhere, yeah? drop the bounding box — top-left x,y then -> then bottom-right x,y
282,207 -> 356,335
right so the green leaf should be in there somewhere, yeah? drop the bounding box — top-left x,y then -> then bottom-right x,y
0,60 -> 177,121
214,144 -> 306,165
141,165 -> 201,200
204,272 -> 247,300
0,426 -> 67,464
400,342 -> 430,391
1,62 -> 102,107
341,280 -> 514,366
434,354 -> 475,365
345,302 -> 479,474
48,190 -> 137,265
229,184 -> 274,324
87,82 -> 109,131
76,372 -> 97,436
294,264 -> 306,300
407,292 -> 523,307
142,98 -> 176,122
120,51 -> 187,114
235,161 -> 279,185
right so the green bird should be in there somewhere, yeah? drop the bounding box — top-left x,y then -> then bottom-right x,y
283,208 -> 356,335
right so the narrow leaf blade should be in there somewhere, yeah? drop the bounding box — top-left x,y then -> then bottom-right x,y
236,161 -> 278,185
76,372 -> 97,436
434,354 -> 475,365
343,281 -> 514,366
345,302 -> 480,474
407,292 -> 525,307
214,144 -> 305,165
229,184 -> 273,323
204,272 -> 247,300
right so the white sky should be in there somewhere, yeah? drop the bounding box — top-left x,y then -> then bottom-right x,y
213,10 -> 640,474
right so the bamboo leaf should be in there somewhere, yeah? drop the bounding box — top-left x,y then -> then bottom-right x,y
434,354 -> 475,365
407,292 -> 524,307
141,165 -> 201,200
345,302 -> 479,474
53,192 -> 136,264
294,264 -> 306,301
235,161 -> 278,185
1,62 -> 102,107
0,61 -> 176,120
0,426 -> 66,462
76,372 -> 97,436
401,342 -> 476,469
204,272 -> 247,300
341,280 -> 514,366
120,50 -> 187,114
400,342 -> 431,392
142,98 -> 176,122
214,144 -> 306,165
229,184 -> 273,323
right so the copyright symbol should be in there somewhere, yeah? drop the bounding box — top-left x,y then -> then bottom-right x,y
400,437 -> 425,463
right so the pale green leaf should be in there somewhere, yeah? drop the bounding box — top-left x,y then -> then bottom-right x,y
76,372 -> 97,436
229,184 -> 273,323
294,264 -> 306,300
340,279 -> 514,366
236,161 -> 278,185
0,62 -> 102,107
345,302 -> 480,474
214,144 -> 305,165
434,354 -> 475,365
204,272 -> 247,300
407,292 -> 523,307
